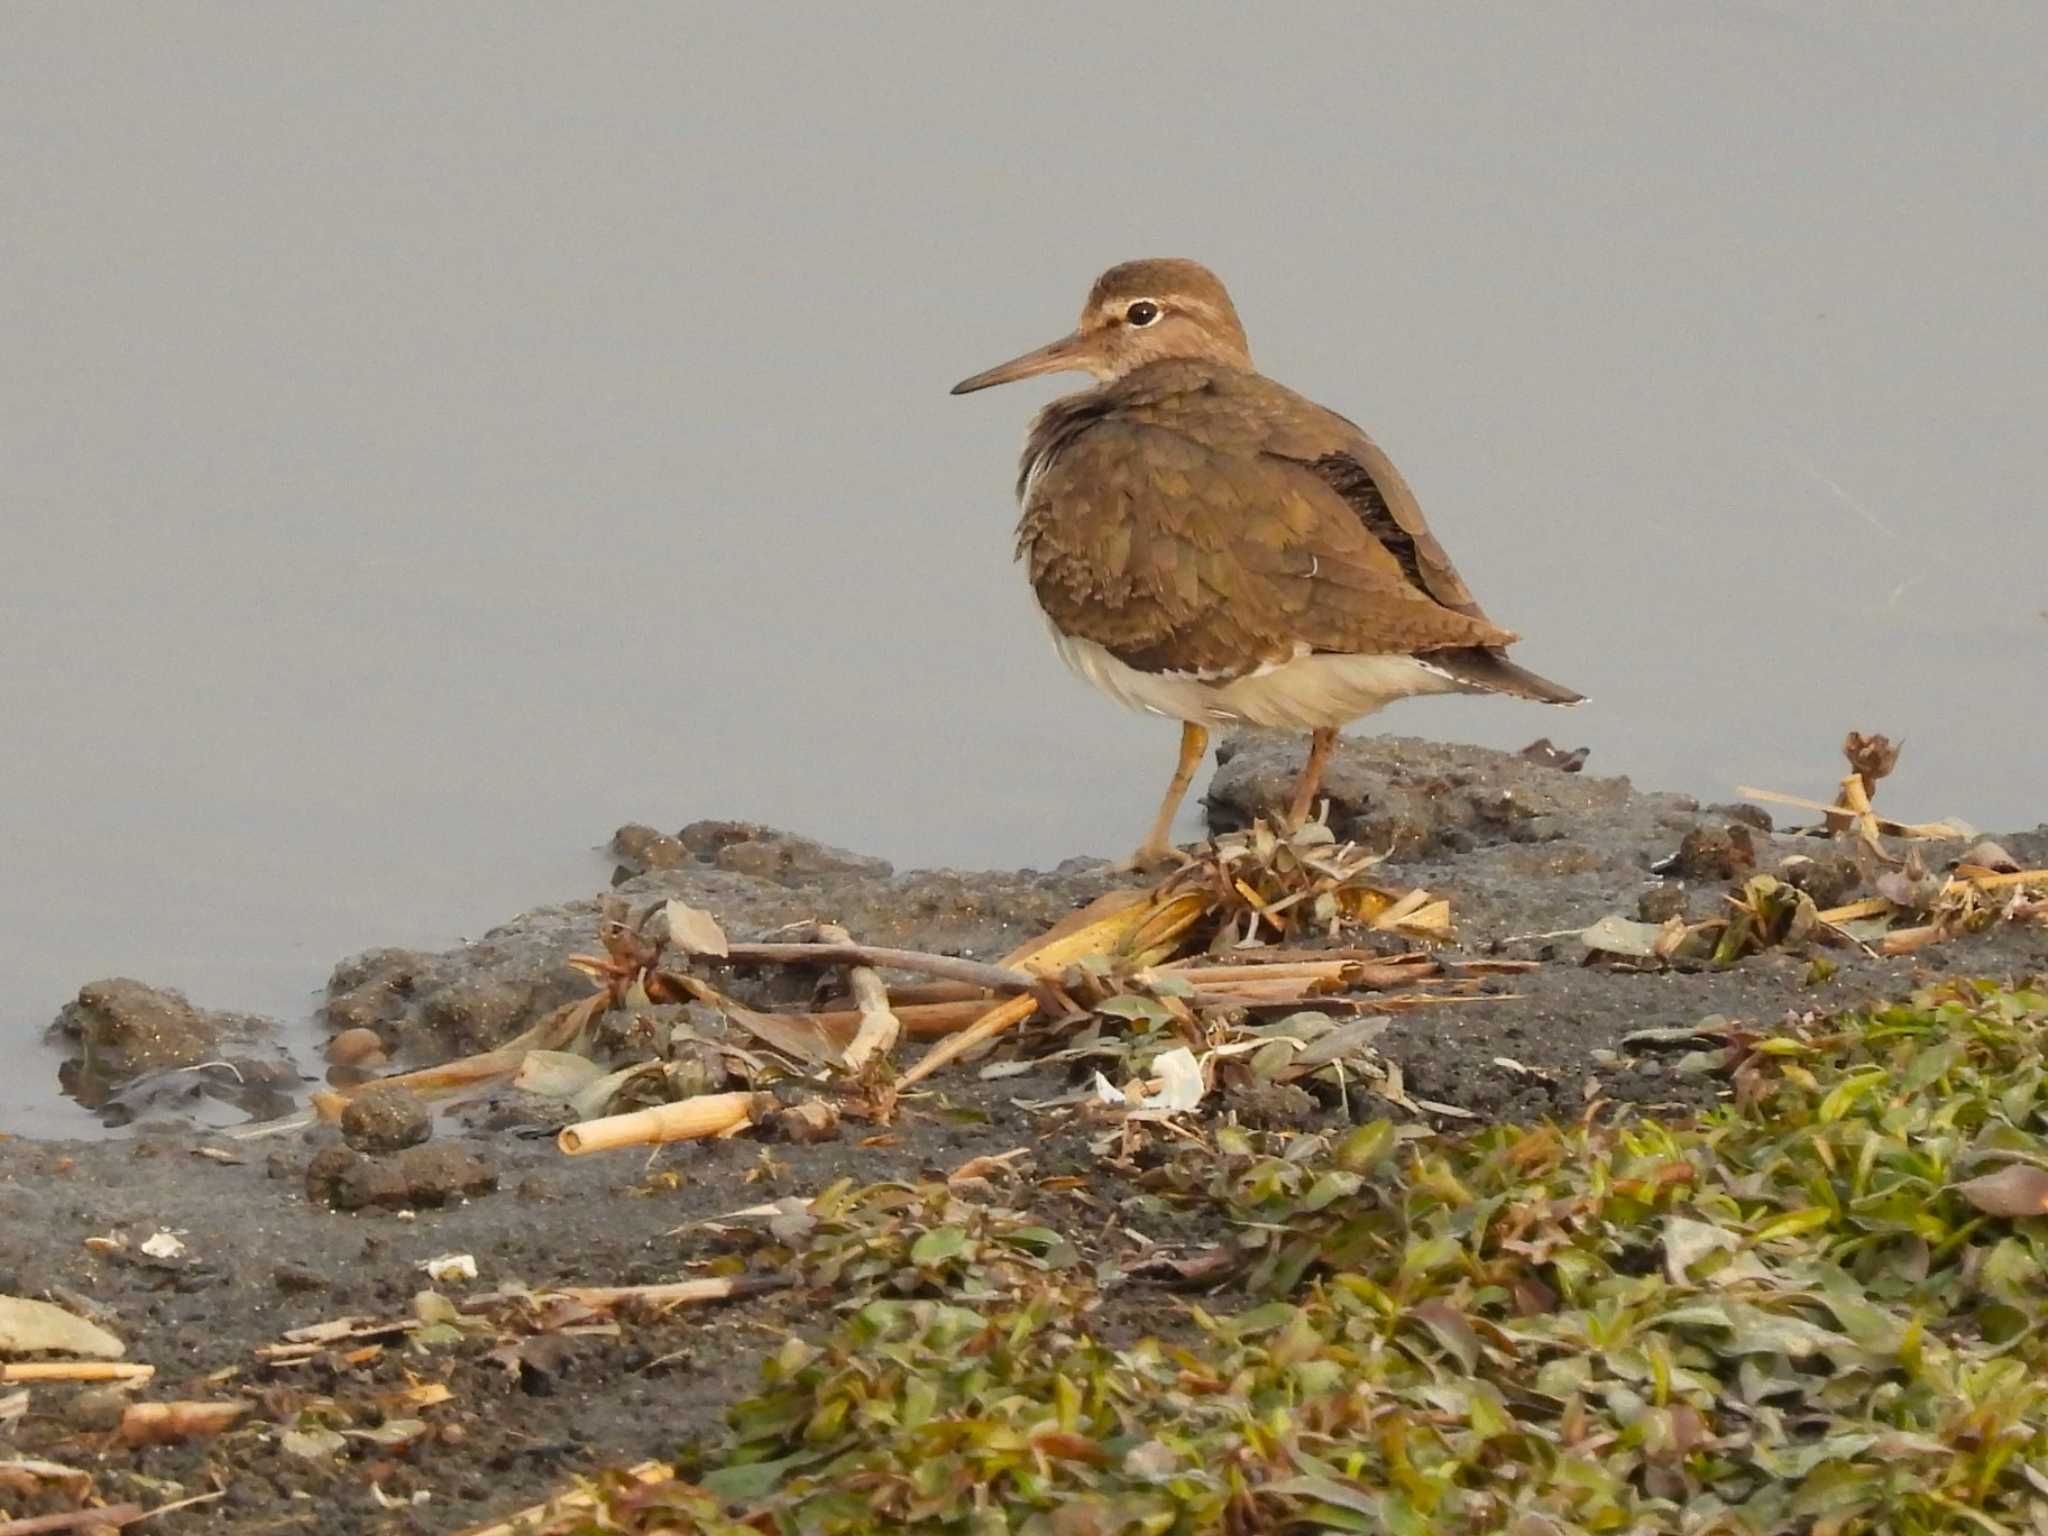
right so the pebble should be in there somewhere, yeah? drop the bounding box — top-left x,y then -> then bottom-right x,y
340,1085 -> 432,1154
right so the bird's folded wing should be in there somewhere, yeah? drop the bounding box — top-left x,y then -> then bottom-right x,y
1021,419 -> 1514,679
1245,389 -> 1488,622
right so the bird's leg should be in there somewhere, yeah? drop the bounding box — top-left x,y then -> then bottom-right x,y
1119,721 -> 1209,872
1285,727 -> 1339,829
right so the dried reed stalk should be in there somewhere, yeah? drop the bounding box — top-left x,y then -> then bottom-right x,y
817,922 -> 900,1071
0,1361 -> 154,1385
557,1091 -> 763,1155
897,993 -> 1039,1089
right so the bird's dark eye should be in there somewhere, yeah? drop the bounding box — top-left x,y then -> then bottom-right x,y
1124,300 -> 1161,327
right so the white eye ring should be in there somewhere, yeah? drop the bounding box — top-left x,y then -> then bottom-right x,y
1124,299 -> 1162,327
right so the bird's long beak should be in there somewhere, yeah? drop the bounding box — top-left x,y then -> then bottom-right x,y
950,331 -> 1094,395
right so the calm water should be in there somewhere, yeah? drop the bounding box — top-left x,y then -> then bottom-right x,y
5,5 -> 2044,1135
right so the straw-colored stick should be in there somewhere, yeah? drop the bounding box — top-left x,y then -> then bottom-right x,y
877,980 -> 986,1005
808,999 -> 992,1045
817,923 -> 900,1071
720,942 -> 1055,1008
897,993 -> 1038,1089
1735,786 -> 1968,840
1816,897 -> 1893,923
0,1361 -> 154,1384
462,1276 -> 778,1313
1161,958 -> 1439,989
558,1092 -> 762,1155
1962,868 -> 2048,892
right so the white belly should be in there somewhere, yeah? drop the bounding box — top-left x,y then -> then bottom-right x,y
1048,628 -> 1463,731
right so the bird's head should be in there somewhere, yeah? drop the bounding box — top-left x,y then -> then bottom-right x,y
950,258 -> 1251,395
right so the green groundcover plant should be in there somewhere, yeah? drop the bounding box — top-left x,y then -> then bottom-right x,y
575,979 -> 2048,1535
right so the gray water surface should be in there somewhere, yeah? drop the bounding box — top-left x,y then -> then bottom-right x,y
5,4 -> 2044,1135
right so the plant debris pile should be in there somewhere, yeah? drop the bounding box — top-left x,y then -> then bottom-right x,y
299,816 -> 1494,1162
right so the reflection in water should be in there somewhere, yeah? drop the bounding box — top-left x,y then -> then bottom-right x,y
60,1057 -> 304,1132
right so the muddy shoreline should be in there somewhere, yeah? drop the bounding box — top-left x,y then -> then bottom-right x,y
5,734 -> 2045,1532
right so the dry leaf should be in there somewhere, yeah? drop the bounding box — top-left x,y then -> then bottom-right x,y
1581,915 -> 1668,959
1955,1164 -> 2048,1217
662,900 -> 730,958
0,1296 -> 124,1359
513,1050 -> 609,1099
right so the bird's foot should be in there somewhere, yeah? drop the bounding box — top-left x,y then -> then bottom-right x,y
1281,795 -> 1325,834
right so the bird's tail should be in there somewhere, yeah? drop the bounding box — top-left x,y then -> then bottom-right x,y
1426,646 -> 1585,705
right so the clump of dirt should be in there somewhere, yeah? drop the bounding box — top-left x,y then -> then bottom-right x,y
48,979 -> 274,1083
304,1137 -> 496,1211
339,1084 -> 431,1154
44,978 -> 295,1121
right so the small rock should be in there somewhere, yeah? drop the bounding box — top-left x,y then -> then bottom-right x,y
1637,886 -> 1691,924
1517,738 -> 1590,773
1669,825 -> 1756,881
395,1143 -> 496,1207
327,1027 -> 387,1068
323,990 -> 390,1033
1709,802 -> 1774,833
765,1099 -> 841,1143
321,949 -> 426,1033
1781,852 -> 1861,909
610,822 -> 689,874
340,1086 -> 432,1155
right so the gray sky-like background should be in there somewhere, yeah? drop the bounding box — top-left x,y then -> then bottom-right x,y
5,4 -> 2044,1132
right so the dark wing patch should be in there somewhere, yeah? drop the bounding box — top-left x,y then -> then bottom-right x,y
1306,452 -> 1432,605
1294,448 -> 1486,620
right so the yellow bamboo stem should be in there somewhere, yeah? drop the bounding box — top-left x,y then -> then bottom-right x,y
558,1092 -> 761,1155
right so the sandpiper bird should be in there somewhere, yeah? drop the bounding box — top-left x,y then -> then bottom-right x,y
952,258 -> 1583,868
